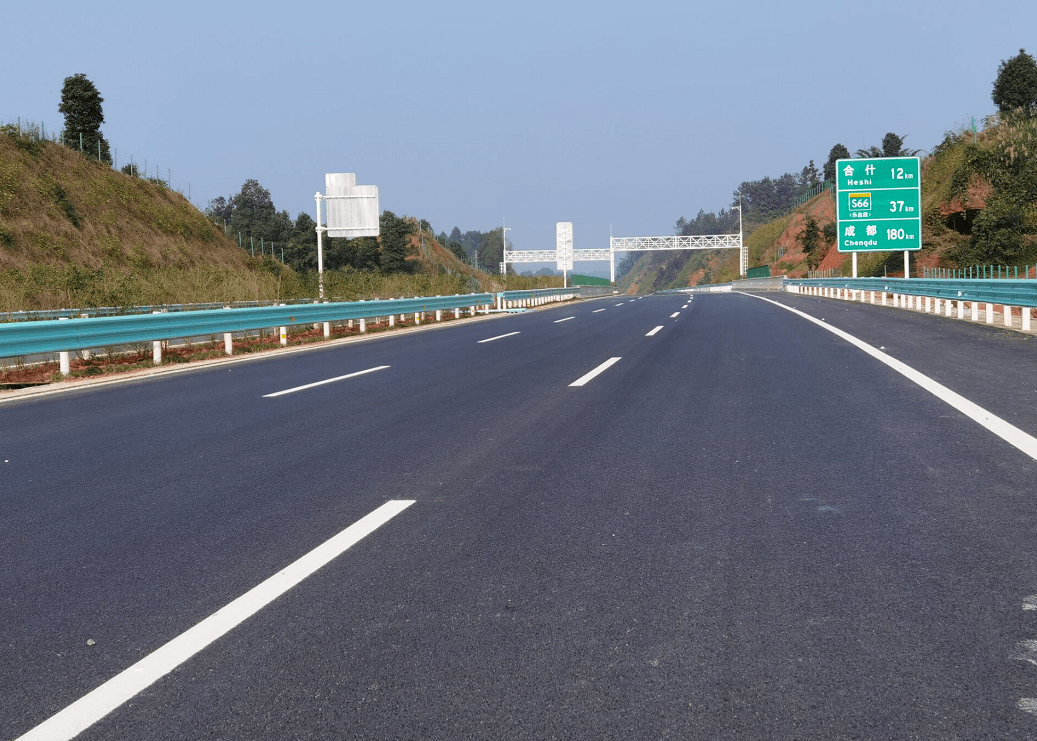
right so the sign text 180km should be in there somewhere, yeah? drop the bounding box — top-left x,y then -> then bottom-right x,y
836,156 -> 921,252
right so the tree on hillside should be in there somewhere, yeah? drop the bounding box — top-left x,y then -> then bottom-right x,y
326,236 -> 380,271
799,160 -> 821,188
283,213 -> 318,271
379,211 -> 413,273
823,144 -> 850,182
58,73 -> 111,164
882,132 -> 917,157
992,49 -> 1037,115
969,194 -> 1028,263
734,173 -> 801,219
615,251 -> 640,281
207,196 -> 233,224
227,179 -> 284,246
798,214 -> 823,269
479,227 -> 508,271
856,133 -> 919,159
448,240 -> 467,261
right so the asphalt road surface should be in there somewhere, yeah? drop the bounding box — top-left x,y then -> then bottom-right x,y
3,291 -> 1037,740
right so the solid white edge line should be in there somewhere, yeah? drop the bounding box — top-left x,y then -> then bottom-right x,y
263,365 -> 390,397
553,317 -> 575,323
744,292 -> 1037,461
570,357 -> 622,387
646,326 -> 664,336
478,331 -> 521,343
15,500 -> 416,741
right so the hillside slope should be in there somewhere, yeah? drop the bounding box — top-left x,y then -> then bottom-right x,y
0,128 -> 251,272
618,119 -> 1036,290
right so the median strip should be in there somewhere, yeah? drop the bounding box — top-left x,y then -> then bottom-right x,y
15,500 -> 416,741
570,357 -> 622,387
263,365 -> 390,397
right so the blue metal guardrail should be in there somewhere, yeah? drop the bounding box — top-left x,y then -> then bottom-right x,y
784,277 -> 1037,308
498,287 -> 580,303
0,298 -> 321,324
0,294 -> 493,359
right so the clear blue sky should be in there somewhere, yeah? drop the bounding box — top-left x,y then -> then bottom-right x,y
3,0 -> 1034,274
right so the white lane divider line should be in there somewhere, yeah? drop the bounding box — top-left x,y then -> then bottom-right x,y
670,312 -> 680,318
682,304 -> 689,309
554,316 -> 575,323
615,303 -> 625,306
592,309 -> 606,313
646,326 -> 664,337
478,331 -> 520,343
1012,640 -> 1037,667
1018,698 -> 1037,716
263,365 -> 390,397
1024,595 -> 1037,610
570,357 -> 622,387
15,500 -> 416,741
745,292 -> 1037,461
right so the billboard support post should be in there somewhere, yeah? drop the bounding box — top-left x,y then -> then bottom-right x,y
314,173 -> 380,301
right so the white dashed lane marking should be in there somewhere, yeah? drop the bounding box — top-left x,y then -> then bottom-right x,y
570,357 -> 622,387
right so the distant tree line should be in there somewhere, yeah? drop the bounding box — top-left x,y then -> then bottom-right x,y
207,179 -> 413,275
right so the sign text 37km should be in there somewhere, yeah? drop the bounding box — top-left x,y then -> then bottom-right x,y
836,157 -> 921,252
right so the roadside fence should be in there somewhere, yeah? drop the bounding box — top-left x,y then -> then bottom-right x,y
1,114 -> 195,204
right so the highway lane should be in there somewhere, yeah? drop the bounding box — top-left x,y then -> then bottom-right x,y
4,291 -> 1037,739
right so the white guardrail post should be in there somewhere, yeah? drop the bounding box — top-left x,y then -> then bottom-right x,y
58,317 -> 70,374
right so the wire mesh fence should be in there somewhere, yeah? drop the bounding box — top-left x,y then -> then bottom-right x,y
0,114 -> 195,205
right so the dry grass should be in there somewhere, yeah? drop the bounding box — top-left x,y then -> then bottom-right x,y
0,131 -> 251,274
0,129 -> 560,312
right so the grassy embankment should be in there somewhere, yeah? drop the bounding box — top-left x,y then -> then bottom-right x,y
0,127 -> 561,312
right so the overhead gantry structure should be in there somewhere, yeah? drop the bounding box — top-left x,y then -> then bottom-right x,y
504,233 -> 745,283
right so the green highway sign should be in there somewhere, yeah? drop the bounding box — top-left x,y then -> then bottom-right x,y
836,156 -> 921,252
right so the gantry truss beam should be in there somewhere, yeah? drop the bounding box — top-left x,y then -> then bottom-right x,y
611,234 -> 746,282
502,233 -> 745,283
505,249 -> 613,263
503,250 -> 558,263
611,234 -> 741,251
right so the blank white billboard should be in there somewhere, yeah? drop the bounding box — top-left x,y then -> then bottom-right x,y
324,173 -> 379,238
556,222 -> 573,271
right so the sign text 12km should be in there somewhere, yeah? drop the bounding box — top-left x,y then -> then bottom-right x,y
836,156 -> 921,252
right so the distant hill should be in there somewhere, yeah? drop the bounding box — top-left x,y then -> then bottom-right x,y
618,119 -> 1036,291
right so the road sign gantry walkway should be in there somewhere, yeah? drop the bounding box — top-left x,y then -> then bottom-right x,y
504,234 -> 745,282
